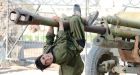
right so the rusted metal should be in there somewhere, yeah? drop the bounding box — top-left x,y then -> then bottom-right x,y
112,65 -> 125,73
105,15 -> 140,29
100,39 -> 134,49
118,36 -> 140,63
9,8 -> 106,35
111,28 -> 136,39
113,65 -> 140,74
84,26 -> 106,34
98,60 -> 116,72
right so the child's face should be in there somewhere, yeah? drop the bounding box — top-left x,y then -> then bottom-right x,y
40,53 -> 53,66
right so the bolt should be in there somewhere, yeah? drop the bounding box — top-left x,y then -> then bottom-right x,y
96,39 -> 100,42
123,69 -> 126,72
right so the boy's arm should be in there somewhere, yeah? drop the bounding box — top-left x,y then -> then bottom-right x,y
43,26 -> 55,53
53,16 -> 64,31
53,16 -> 66,39
58,20 -> 64,31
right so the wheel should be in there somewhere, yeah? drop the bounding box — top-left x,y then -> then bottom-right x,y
85,46 -> 119,75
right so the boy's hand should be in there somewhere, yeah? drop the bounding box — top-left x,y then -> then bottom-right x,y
52,16 -> 64,30
52,16 -> 60,22
52,16 -> 63,27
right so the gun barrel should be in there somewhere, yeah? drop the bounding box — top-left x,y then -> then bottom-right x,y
105,16 -> 140,29
9,8 -> 106,34
9,8 -> 58,26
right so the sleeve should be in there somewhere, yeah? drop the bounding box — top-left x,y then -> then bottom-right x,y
53,30 -> 69,64
46,32 -> 55,45
56,30 -> 67,43
43,33 -> 55,53
57,30 -> 66,38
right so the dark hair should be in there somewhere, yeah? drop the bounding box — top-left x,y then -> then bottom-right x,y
35,55 -> 50,71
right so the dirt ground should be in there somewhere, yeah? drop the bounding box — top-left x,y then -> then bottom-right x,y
0,63 -> 86,75
0,64 -> 59,75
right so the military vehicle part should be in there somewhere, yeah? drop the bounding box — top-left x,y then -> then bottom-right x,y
113,65 -> 140,74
